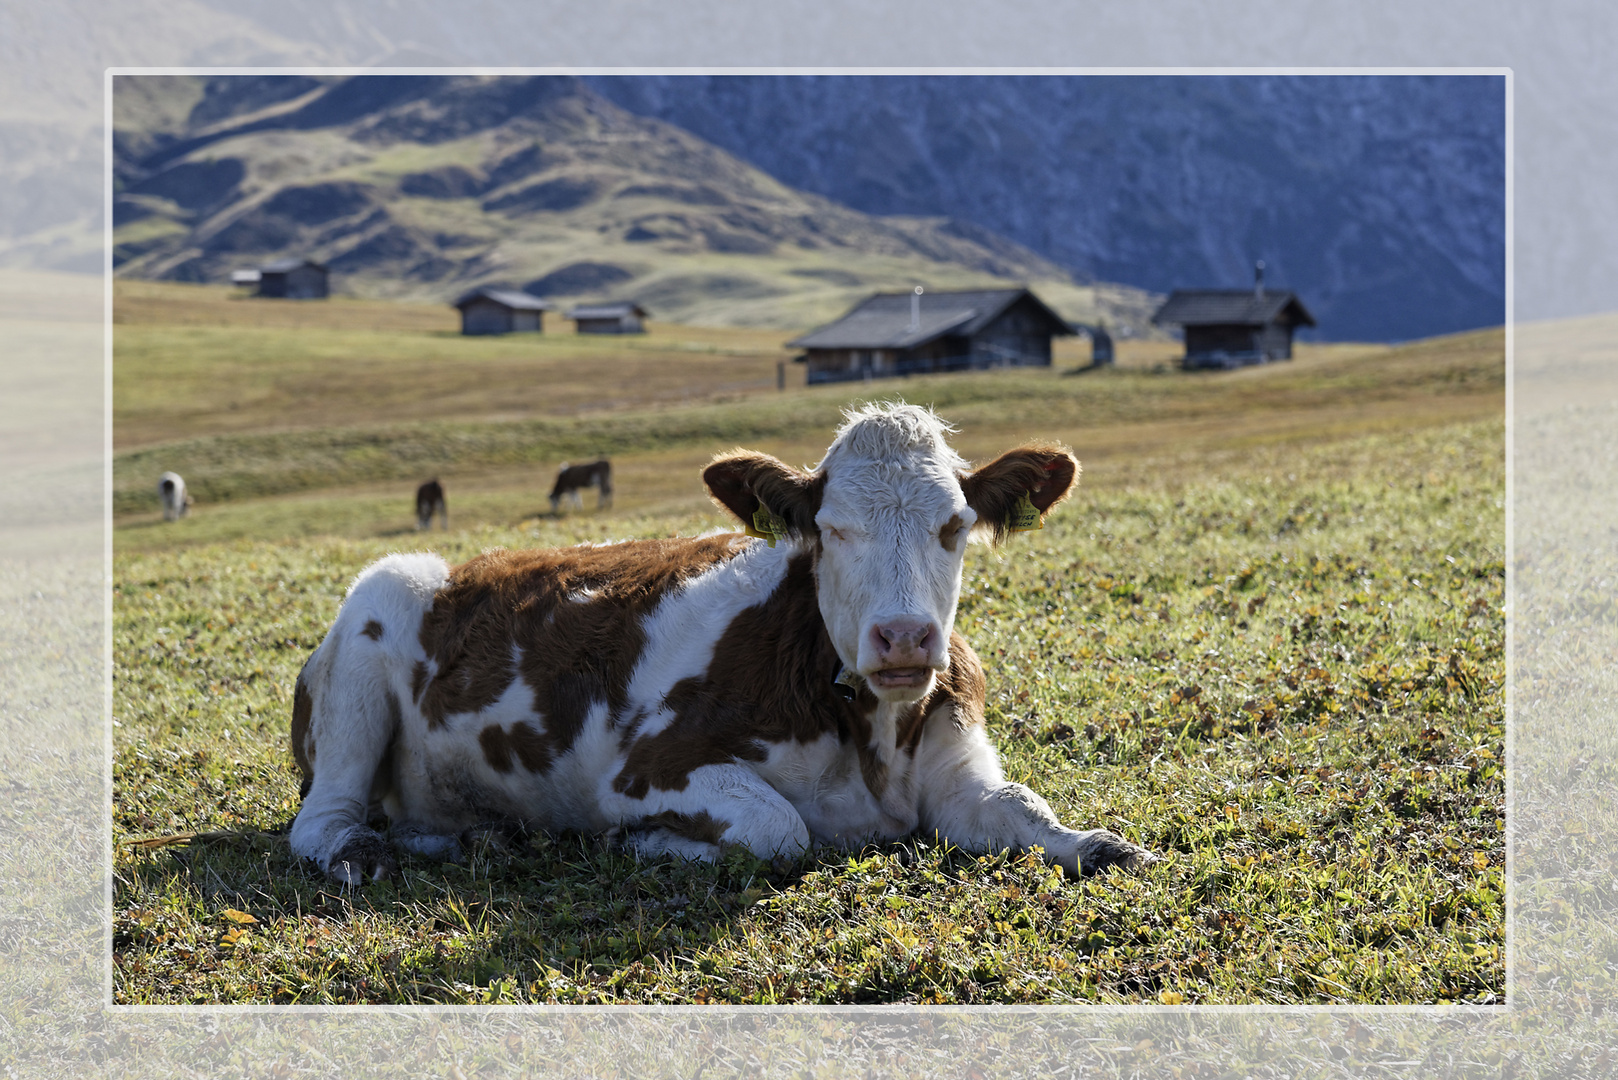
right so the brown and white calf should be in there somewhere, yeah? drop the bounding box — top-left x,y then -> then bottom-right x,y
549,459 -> 613,512
289,404 -> 1154,883
415,478 -> 447,531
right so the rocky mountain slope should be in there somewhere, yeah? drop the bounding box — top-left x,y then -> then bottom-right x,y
111,75 -> 1157,332
587,74 -> 1506,342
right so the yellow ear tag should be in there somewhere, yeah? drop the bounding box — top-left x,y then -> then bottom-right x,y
1008,491 -> 1043,533
745,502 -> 788,547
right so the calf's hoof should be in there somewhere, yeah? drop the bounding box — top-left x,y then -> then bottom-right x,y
1076,829 -> 1158,876
326,827 -> 398,884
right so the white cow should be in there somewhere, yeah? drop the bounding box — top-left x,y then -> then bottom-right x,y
158,471 -> 192,521
290,403 -> 1155,883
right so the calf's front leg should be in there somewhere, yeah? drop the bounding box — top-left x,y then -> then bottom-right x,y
611,762 -> 811,864
915,710 -> 1155,877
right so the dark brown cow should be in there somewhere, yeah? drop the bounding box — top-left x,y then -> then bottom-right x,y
415,479 -> 447,531
549,459 -> 612,512
290,404 -> 1154,883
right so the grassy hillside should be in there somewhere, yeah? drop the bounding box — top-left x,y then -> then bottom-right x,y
112,277 -> 1502,538
114,279 -> 799,449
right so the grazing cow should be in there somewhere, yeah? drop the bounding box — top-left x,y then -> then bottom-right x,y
415,479 -> 447,531
158,471 -> 192,521
549,459 -> 613,512
290,404 -> 1155,884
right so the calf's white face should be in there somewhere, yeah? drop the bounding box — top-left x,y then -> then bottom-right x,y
702,403 -> 1080,705
814,439 -> 974,700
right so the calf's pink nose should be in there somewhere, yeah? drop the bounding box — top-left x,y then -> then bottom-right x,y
871,619 -> 936,663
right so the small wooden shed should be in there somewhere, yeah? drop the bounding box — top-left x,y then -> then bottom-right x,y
566,302 -> 648,334
256,258 -> 328,299
787,288 -> 1073,385
1071,322 -> 1115,366
454,287 -> 555,335
1151,270 -> 1315,369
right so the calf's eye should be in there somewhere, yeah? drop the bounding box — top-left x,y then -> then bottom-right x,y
939,514 -> 965,552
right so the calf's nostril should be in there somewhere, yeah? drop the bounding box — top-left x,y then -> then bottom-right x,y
873,620 -> 935,657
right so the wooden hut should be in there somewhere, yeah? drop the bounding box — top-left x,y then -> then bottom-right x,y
1071,323 -> 1114,366
567,302 -> 648,334
256,258 -> 328,299
454,287 -> 555,335
1151,267 -> 1315,369
788,288 -> 1073,385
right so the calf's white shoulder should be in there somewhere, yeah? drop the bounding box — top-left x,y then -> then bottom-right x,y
289,403 -> 1154,883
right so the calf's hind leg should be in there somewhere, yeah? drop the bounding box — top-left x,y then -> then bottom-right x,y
288,674 -> 402,883
289,551 -> 449,882
287,639 -> 412,883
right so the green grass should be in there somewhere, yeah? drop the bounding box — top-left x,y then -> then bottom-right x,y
112,417 -> 1504,1005
113,306 -> 1502,522
110,281 -> 1505,1005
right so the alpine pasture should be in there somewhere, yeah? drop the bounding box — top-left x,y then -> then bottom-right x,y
112,281 -> 1504,1004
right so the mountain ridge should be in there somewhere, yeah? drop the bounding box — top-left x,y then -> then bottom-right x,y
111,75 -> 1159,333
585,74 -> 1506,342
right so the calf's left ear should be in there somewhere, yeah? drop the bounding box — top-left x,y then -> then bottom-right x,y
703,451 -> 825,540
960,443 -> 1079,543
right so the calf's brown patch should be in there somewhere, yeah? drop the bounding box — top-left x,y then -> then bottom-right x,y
291,665 -> 314,799
415,536 -> 747,783
479,721 -> 552,774
615,553 -> 871,799
637,810 -> 729,847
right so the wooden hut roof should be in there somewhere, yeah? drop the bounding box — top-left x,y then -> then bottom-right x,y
1151,290 -> 1316,328
787,288 -> 1073,350
259,257 -> 326,274
566,302 -> 647,319
453,287 -> 555,311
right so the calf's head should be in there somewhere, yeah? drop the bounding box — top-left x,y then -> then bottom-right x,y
704,403 -> 1077,703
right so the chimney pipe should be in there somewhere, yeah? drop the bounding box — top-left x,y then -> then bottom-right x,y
1254,260 -> 1266,298
910,286 -> 923,333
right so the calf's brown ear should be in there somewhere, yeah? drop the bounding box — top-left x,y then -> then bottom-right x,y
960,443 -> 1080,543
703,451 -> 825,539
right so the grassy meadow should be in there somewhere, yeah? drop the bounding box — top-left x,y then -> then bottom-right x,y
112,284 -> 1504,1004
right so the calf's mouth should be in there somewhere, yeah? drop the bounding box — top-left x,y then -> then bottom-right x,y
870,666 -> 931,690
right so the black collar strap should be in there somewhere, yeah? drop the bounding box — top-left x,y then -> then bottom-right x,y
830,657 -> 859,702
